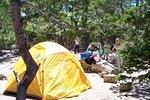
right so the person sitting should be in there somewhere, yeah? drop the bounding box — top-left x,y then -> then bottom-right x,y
85,43 -> 101,65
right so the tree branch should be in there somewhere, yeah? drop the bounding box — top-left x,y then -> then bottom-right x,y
22,1 -> 90,33
13,70 -> 20,85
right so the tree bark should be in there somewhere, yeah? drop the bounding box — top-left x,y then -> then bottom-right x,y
81,32 -> 91,51
11,0 -> 39,100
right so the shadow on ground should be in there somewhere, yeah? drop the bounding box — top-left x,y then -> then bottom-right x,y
0,50 -> 18,63
109,82 -> 150,100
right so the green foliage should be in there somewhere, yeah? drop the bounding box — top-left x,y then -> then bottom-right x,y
0,0 -> 149,81
0,0 -> 15,49
116,73 -> 128,82
120,3 -> 150,81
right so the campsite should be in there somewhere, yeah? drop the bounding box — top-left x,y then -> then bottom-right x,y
0,0 -> 150,100
0,43 -> 149,100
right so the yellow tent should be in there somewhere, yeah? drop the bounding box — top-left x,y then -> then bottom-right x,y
4,41 -> 91,99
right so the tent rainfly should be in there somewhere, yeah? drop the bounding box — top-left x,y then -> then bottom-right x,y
4,41 -> 91,99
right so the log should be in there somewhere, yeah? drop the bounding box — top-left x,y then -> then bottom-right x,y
80,60 -> 118,74
96,60 -> 118,74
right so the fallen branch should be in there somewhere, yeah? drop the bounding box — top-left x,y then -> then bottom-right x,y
13,70 -> 20,85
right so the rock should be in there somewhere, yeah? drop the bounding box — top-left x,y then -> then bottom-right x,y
118,82 -> 132,92
99,71 -> 109,78
103,74 -> 117,83
99,73 -> 103,78
0,74 -> 7,80
0,51 -> 6,56
79,60 -> 92,72
96,60 -> 119,74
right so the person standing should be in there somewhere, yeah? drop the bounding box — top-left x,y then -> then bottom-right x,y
113,37 -> 121,51
107,45 -> 118,67
74,36 -> 80,54
113,37 -> 122,71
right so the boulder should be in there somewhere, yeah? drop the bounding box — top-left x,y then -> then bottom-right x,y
103,74 -> 117,83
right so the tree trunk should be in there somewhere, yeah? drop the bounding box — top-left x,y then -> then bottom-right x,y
81,32 -> 91,51
11,0 -> 39,100
80,0 -> 90,51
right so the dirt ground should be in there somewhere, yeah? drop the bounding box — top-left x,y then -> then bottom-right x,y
0,50 -> 149,100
